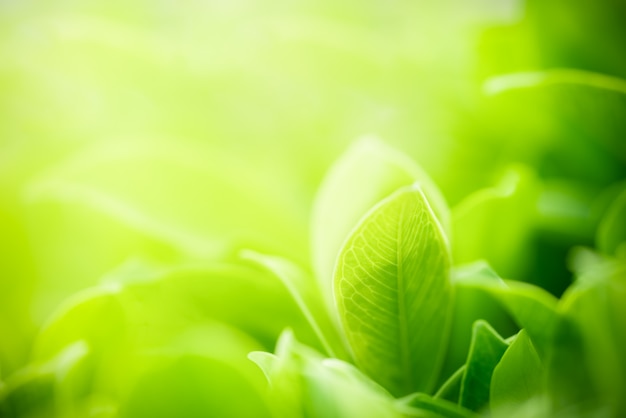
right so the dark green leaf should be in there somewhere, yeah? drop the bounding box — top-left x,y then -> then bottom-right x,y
434,366 -> 465,404
459,321 -> 508,412
397,393 -> 478,418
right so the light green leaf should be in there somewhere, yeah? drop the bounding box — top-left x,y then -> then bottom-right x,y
249,330 -> 305,418
490,330 -> 543,409
118,324 -> 272,418
484,69 -> 626,96
250,329 -> 400,418
459,320 -> 508,412
312,137 -> 450,316
248,352 -> 278,386
122,356 -> 263,417
241,250 -> 348,360
334,186 -> 452,396
36,263 -> 311,357
33,262 -> 316,403
597,187 -> 626,255
397,393 -> 478,418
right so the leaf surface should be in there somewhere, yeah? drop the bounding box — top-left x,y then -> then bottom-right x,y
334,186 -> 452,396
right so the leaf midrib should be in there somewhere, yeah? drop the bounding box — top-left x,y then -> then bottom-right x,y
396,199 -> 413,392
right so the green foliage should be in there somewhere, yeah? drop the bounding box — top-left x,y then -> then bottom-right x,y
1,0 -> 625,416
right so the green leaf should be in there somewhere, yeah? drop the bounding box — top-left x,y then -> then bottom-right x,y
240,250 -> 348,360
452,262 -> 559,357
459,320 -> 508,412
397,393 -> 478,418
247,351 -> 278,386
117,324 -> 273,418
490,330 -> 543,409
249,330 -> 305,418
434,366 -> 465,404
334,186 -> 452,396
441,263 -> 517,382
554,250 -> 626,415
32,262 -> 316,405
312,138 -> 450,316
490,281 -> 559,357
120,355 -> 272,418
36,263 -> 311,359
597,187 -> 626,255
250,329 -> 400,418
544,315 -> 596,416
0,341 -> 91,418
484,69 -> 626,97
481,68 -> 626,195
452,166 -> 540,281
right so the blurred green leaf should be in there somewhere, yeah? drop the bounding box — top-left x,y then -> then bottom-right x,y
38,263 -> 312,355
241,250 -> 348,360
484,69 -> 626,96
116,324 -> 272,418
490,329 -> 543,409
452,261 -> 559,357
249,329 -> 399,418
32,262 -> 315,407
334,186 -> 452,396
452,166 -> 541,281
441,262 -> 516,383
0,341 -> 91,418
397,393 -> 478,418
553,249 -> 626,416
597,187 -> 626,255
434,366 -> 465,404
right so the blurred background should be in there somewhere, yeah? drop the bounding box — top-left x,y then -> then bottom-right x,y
1,0 -> 625,415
